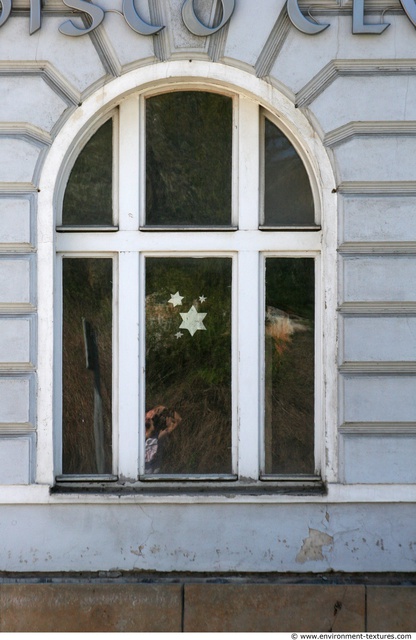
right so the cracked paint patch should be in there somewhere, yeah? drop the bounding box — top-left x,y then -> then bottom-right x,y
131,545 -> 145,557
296,528 -> 333,564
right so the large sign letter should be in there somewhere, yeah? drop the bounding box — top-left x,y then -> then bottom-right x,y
182,0 -> 235,37
30,0 -> 41,34
0,0 -> 11,28
59,0 -> 104,37
287,0 -> 329,35
352,0 -> 389,33
399,0 -> 416,27
122,0 -> 164,36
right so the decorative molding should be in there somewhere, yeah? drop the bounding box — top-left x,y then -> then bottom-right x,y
89,24 -> 122,78
337,181 -> 416,195
0,303 -> 36,314
0,423 -> 35,434
339,241 -> 416,255
0,363 -> 35,373
255,7 -> 291,79
149,0 -> 170,62
339,361 -> 416,374
339,301 -> 416,315
0,243 -> 35,254
339,0 -> 402,10
296,60 -> 416,107
0,124 -> 51,148
339,422 -> 416,435
208,0 -> 231,62
0,61 -> 80,107
324,121 -> 416,147
0,183 -> 38,194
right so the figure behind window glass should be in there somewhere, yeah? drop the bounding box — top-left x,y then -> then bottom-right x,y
145,406 -> 182,474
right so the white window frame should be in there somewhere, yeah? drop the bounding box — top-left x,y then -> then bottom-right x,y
36,62 -> 338,489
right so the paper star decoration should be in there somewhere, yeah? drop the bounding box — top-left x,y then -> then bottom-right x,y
168,291 -> 184,307
179,305 -> 207,337
199,295 -> 207,303
175,332 -> 183,339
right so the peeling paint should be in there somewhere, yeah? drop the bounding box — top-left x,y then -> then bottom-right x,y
130,545 -> 145,557
296,528 -> 333,564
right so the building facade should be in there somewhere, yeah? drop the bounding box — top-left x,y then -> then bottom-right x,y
0,0 -> 416,631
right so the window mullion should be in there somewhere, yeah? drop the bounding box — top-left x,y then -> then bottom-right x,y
117,251 -> 140,480
236,96 -> 261,479
237,95 -> 260,231
237,250 -> 261,479
119,95 -> 140,231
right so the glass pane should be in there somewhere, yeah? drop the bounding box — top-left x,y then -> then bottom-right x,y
264,258 -> 314,474
264,118 -> 314,227
62,258 -> 113,474
62,119 -> 113,226
146,92 -> 232,226
145,258 -> 232,474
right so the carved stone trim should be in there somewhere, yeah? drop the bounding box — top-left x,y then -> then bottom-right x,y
339,422 -> 416,434
325,121 -> 416,147
0,184 -> 38,194
208,0 -> 231,62
255,7 -> 291,79
0,61 -> 80,106
0,304 -> 36,316
0,124 -> 51,147
89,24 -> 122,78
337,181 -> 416,195
0,363 -> 35,373
149,0 -> 171,61
296,59 -> 416,107
0,243 -> 35,253
339,241 -> 416,255
339,361 -> 416,373
339,301 -> 416,315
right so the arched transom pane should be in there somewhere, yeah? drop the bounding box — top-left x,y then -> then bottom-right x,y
146,91 -> 233,226
263,117 -> 315,227
62,118 -> 113,226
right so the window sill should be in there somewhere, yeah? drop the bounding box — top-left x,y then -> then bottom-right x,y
56,225 -> 119,232
51,477 -> 325,497
259,225 -> 321,231
4,483 -> 416,505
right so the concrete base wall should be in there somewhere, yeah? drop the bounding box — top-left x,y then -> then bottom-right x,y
1,580 -> 415,632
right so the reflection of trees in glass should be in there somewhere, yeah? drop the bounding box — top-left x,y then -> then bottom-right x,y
146,92 -> 232,226
62,259 -> 113,474
265,258 -> 315,474
264,118 -> 314,226
63,119 -> 113,226
146,258 -> 232,474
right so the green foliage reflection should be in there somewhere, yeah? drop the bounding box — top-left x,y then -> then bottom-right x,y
62,258 -> 113,474
146,92 -> 232,226
63,119 -> 113,226
265,258 -> 315,474
146,258 -> 232,474
264,118 -> 314,226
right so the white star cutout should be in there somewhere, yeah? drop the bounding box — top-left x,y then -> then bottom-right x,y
199,295 -> 207,303
168,291 -> 184,307
175,332 -> 183,339
179,305 -> 207,337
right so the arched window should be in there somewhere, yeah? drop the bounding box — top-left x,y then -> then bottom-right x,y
55,88 -> 322,485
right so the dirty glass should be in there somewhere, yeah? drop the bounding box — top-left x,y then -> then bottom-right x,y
264,258 -> 315,474
146,92 -> 232,226
263,118 -> 315,227
62,119 -> 113,226
145,257 -> 232,475
62,258 -> 113,474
